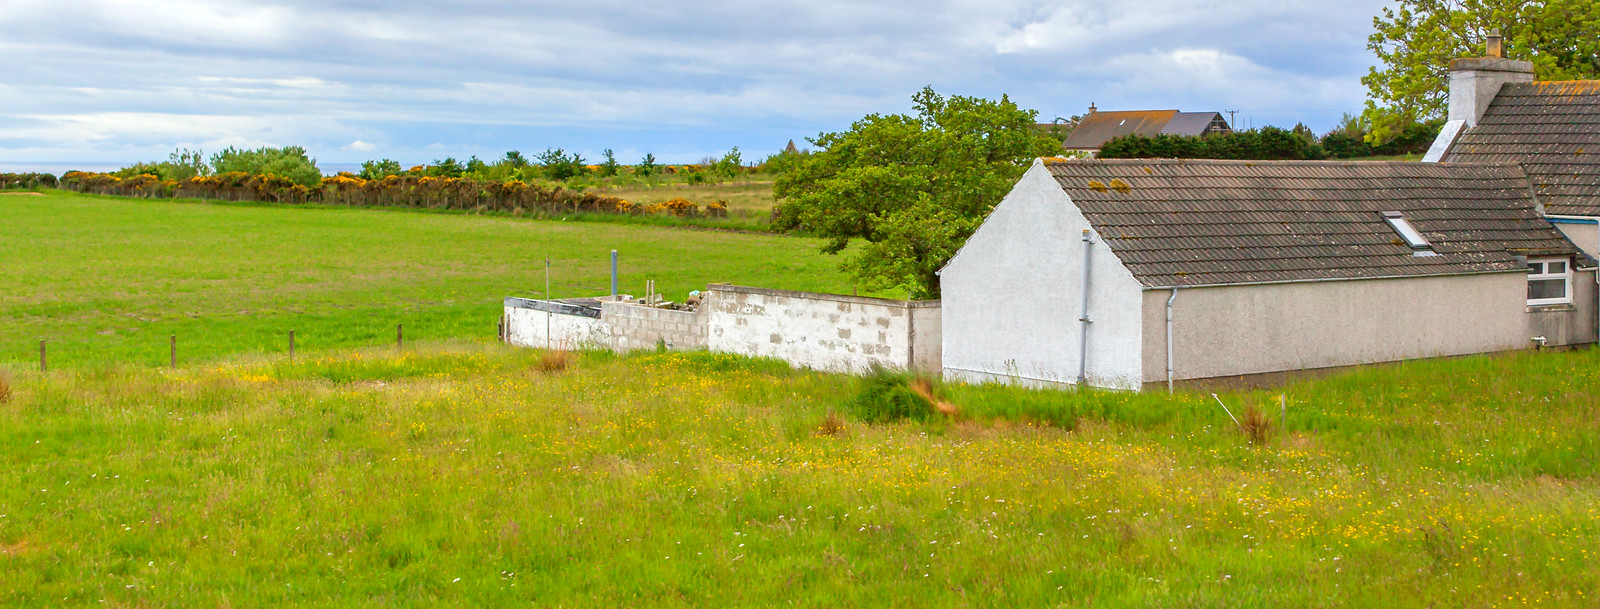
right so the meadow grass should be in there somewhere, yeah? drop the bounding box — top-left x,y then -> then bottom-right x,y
0,191 -> 869,370
592,179 -> 778,226
0,344 -> 1595,606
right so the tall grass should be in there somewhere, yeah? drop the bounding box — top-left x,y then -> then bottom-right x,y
1,344 -> 1595,606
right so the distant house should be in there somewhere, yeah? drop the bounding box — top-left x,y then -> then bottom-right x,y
940,158 -> 1594,390
1060,106 -> 1231,153
1424,35 -> 1600,261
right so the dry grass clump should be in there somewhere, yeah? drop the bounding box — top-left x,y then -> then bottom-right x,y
0,372 -> 11,405
1240,405 -> 1273,445
537,350 -> 574,373
816,411 -> 846,437
908,377 -> 960,417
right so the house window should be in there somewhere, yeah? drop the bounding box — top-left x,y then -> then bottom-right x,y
1527,258 -> 1572,305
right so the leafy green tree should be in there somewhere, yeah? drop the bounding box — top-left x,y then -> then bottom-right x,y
1362,0 -> 1600,143
504,150 -> 531,169
773,87 -> 1059,298
359,159 -> 403,180
210,146 -> 323,187
598,149 -> 621,177
636,153 -> 658,177
426,158 -> 466,178
711,147 -> 743,180
537,148 -> 586,180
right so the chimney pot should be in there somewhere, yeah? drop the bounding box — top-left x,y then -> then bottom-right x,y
1486,29 -> 1504,58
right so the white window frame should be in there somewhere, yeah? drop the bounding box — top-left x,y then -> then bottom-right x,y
1527,257 -> 1573,306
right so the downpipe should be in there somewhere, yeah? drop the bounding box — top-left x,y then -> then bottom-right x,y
1166,288 -> 1179,393
1078,229 -> 1095,386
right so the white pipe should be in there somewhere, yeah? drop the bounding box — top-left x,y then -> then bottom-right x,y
1166,288 -> 1178,393
1078,229 -> 1095,386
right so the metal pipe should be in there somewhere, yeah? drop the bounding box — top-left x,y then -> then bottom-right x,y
1077,229 -> 1095,386
611,250 -> 619,298
1166,288 -> 1178,393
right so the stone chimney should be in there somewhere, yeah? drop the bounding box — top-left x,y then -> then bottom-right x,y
1447,30 -> 1534,126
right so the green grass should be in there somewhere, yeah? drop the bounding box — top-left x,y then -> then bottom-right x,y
592,179 -> 778,226
0,190 -> 869,370
0,345 -> 1596,606
3,186 -> 1597,606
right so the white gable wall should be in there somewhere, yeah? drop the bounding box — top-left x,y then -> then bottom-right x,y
940,162 -> 1145,390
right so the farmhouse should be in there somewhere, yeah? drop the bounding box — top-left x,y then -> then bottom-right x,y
1061,107 -> 1232,153
1424,33 -> 1600,260
939,158 -> 1595,390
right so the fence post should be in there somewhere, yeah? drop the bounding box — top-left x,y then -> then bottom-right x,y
170,335 -> 177,368
39,340 -> 46,373
397,324 -> 403,350
611,250 -> 619,297
289,330 -> 296,361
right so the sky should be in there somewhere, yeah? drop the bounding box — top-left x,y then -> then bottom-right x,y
0,0 -> 1392,170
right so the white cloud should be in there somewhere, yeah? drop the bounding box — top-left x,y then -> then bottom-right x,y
0,0 -> 1394,164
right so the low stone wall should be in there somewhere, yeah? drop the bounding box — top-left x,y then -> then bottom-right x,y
505,287 -> 943,376
702,284 -> 941,374
602,301 -> 707,352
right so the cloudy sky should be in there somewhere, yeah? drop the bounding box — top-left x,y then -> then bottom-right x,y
0,0 -> 1390,169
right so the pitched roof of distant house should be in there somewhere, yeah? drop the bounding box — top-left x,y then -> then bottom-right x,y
1042,158 -> 1587,288
1061,110 -> 1228,150
1444,80 -> 1600,216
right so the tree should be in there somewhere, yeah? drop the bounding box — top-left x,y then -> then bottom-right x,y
773,87 -> 1060,298
360,159 -> 403,180
598,149 -> 621,177
1362,0 -> 1600,143
636,153 -> 658,177
536,148 -> 586,180
210,146 -> 322,187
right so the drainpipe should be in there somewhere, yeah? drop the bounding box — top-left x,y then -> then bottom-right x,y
1078,229 -> 1095,386
1166,288 -> 1178,393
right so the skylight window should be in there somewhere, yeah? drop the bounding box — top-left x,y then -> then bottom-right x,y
1382,212 -> 1436,255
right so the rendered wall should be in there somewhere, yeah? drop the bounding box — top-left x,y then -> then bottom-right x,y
1139,272 -> 1530,384
1554,222 -> 1599,258
939,161 -> 1146,390
703,285 -> 941,374
602,301 -> 707,352
1528,269 -> 1598,347
504,299 -> 607,350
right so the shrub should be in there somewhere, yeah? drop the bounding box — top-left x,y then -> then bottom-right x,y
851,366 -> 934,423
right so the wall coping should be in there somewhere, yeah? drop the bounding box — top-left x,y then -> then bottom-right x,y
504,297 -> 602,318
706,284 -> 941,309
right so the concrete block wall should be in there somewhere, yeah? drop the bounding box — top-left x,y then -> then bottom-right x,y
602,301 -> 707,352
703,284 -> 941,374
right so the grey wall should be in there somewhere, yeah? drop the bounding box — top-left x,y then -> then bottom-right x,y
602,301 -> 706,352
1554,222 -> 1599,258
704,284 -> 940,374
1141,272 -> 1531,384
504,299 -> 607,350
1529,269 -> 1598,347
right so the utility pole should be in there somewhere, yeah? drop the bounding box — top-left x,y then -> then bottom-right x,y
1226,110 -> 1239,131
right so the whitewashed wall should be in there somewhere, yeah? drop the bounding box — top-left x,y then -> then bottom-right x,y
504,298 -> 607,350
939,161 -> 1146,390
703,285 -> 941,374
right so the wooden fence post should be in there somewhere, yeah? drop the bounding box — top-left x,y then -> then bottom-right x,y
170,335 -> 177,368
397,324 -> 403,350
289,330 -> 296,361
39,340 -> 46,373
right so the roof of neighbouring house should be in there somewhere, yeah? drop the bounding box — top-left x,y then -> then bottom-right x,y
1444,80 -> 1600,216
1041,158 -> 1588,288
1061,110 -> 1228,150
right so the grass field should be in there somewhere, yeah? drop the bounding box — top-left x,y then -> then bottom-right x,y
1,344 -> 1596,606
592,179 -> 777,226
0,190 -> 866,369
3,188 -> 1598,606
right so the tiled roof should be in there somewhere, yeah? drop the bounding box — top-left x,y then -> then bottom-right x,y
1062,110 -> 1179,150
1161,112 -> 1229,136
1044,158 -> 1586,288
1446,80 -> 1600,216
